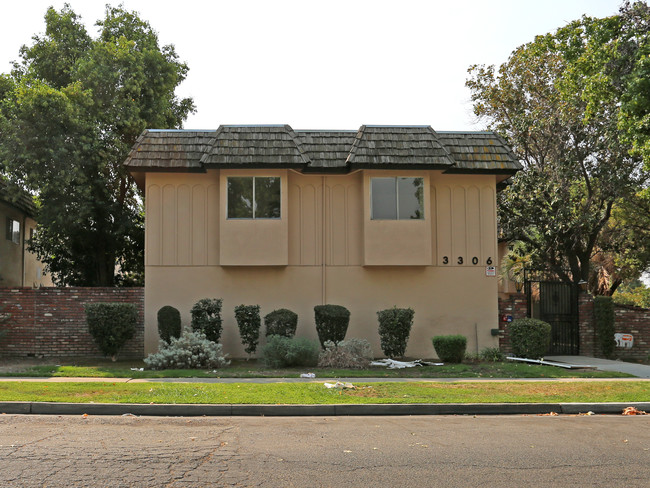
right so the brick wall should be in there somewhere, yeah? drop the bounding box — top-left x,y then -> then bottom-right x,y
612,304 -> 650,361
0,287 -> 144,358
497,293 -> 527,353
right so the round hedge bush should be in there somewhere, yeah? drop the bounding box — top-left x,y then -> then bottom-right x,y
431,334 -> 467,363
507,318 -> 552,360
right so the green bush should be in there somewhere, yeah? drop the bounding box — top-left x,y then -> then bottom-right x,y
318,338 -> 374,369
190,298 -> 223,343
314,304 -> 350,348
261,335 -> 320,368
594,296 -> 616,358
479,346 -> 504,362
85,302 -> 137,360
507,318 -> 551,360
157,306 -> 181,344
144,330 -> 230,370
264,308 -> 298,338
431,335 -> 467,363
377,307 -> 414,358
235,304 -> 262,356
0,305 -> 10,344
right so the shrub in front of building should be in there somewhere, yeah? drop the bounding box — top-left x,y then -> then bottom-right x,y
261,335 -> 320,368
317,338 -> 374,369
432,334 -> 467,363
314,304 -> 350,348
507,318 -> 551,359
594,296 -> 616,358
85,302 -> 137,361
144,330 -> 230,369
157,305 -> 181,344
377,307 -> 414,358
190,298 -> 223,343
264,308 -> 298,338
235,304 -> 262,356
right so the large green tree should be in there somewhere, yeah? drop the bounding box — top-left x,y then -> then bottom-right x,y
0,5 -> 194,286
467,4 -> 650,294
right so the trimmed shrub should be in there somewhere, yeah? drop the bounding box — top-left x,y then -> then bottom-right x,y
262,335 -> 320,368
507,318 -> 551,359
235,304 -> 262,356
264,308 -> 298,338
594,296 -> 616,358
377,307 -> 414,358
191,298 -> 223,343
144,330 -> 230,370
479,346 -> 504,362
432,335 -> 467,363
157,306 -> 181,344
314,304 -> 350,347
0,305 -> 10,344
85,302 -> 137,360
318,338 -> 374,369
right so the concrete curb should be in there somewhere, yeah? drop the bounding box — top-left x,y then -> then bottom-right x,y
2,402 -> 649,417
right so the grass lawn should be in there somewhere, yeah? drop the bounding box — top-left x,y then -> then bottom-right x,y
0,380 -> 647,405
0,359 -> 634,379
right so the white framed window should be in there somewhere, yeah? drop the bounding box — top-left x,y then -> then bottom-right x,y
227,176 -> 281,219
5,217 -> 20,244
371,177 -> 424,220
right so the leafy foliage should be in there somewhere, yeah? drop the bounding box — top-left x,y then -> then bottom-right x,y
467,7 -> 647,293
613,280 -> 650,308
0,5 -> 194,285
190,298 -> 223,343
157,306 -> 181,344
431,335 -> 467,363
377,307 -> 414,358
314,304 -> 350,348
261,335 -> 320,368
235,304 -> 262,356
263,308 -> 298,338
0,305 -> 11,345
507,318 -> 552,360
318,338 -> 374,369
84,302 -> 137,360
479,347 -> 505,362
144,330 -> 229,370
594,296 -> 616,358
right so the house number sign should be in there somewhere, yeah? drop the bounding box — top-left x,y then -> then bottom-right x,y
441,256 -> 493,266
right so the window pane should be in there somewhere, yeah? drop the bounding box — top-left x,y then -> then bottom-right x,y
227,177 -> 253,218
398,177 -> 424,220
371,178 -> 397,219
254,177 -> 281,219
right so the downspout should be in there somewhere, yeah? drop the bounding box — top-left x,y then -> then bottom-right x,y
21,214 -> 26,287
321,175 -> 326,305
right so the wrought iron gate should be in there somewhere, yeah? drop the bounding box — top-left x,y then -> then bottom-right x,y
525,272 -> 579,355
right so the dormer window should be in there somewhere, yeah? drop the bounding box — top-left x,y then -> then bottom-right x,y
227,176 -> 281,219
371,177 -> 424,220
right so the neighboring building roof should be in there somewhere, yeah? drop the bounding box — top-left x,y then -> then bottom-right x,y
0,180 -> 36,217
124,125 -> 522,175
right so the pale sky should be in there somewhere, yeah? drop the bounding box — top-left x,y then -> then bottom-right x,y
1,0 -> 625,131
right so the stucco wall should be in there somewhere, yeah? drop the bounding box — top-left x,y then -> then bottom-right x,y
143,170 -> 500,358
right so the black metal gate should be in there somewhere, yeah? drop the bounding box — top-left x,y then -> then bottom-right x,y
525,272 -> 579,355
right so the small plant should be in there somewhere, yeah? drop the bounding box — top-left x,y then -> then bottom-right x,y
262,335 -> 320,368
191,298 -> 223,343
507,318 -> 551,360
432,335 -> 467,363
157,305 -> 181,344
85,302 -> 137,361
594,296 -> 616,358
235,304 -> 262,356
264,308 -> 298,338
377,307 -> 414,358
318,338 -> 374,369
0,305 -> 11,344
479,346 -> 504,362
314,304 -> 350,348
144,330 -> 230,370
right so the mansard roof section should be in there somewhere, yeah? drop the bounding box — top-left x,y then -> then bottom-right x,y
345,125 -> 455,169
201,125 -> 311,168
437,131 -> 523,173
294,130 -> 358,168
123,129 -> 216,171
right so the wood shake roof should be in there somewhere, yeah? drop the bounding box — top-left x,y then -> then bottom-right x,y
0,180 -> 37,217
124,125 -> 522,174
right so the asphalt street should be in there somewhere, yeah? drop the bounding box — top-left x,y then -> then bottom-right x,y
0,414 -> 648,487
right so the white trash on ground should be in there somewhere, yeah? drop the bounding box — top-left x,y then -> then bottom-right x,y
370,359 -> 444,369
324,381 -> 355,389
130,368 -> 144,371
300,373 -> 316,378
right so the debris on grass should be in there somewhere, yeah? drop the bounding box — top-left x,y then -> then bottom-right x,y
370,359 -> 443,369
622,406 -> 647,415
324,381 -> 355,389
130,368 -> 144,372
300,373 -> 316,378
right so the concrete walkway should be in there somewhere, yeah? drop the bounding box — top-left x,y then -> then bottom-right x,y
546,355 -> 650,379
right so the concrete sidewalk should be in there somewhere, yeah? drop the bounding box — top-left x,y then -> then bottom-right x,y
546,355 -> 650,378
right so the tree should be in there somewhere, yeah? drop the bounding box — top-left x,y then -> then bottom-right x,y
467,8 -> 647,294
0,5 -> 194,286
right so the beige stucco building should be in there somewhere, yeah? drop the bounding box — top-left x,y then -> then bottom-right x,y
0,182 -> 52,288
126,125 -> 521,358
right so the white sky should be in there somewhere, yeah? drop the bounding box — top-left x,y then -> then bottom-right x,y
1,0 -> 625,131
